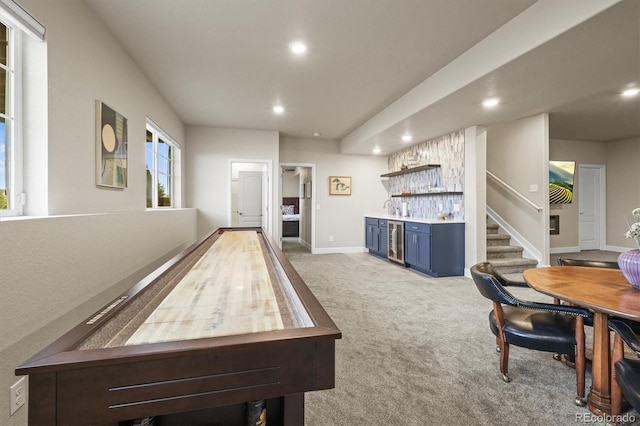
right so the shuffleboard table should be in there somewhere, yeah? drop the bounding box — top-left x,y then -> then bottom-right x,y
16,228 -> 341,426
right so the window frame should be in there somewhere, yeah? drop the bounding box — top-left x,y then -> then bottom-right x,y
0,16 -> 22,217
146,118 -> 179,209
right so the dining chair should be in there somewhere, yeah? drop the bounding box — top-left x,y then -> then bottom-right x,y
555,258 -> 619,306
471,262 -> 592,406
486,262 -> 529,287
556,258 -> 620,269
609,319 -> 640,418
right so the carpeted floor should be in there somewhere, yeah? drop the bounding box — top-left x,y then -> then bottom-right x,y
282,242 -> 639,426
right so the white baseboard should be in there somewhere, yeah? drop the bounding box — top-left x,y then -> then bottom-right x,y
551,245 -> 630,254
605,245 -> 633,253
550,246 -> 580,254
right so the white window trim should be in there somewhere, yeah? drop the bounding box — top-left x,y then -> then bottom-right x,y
0,19 -> 22,217
146,118 -> 180,209
0,0 -> 45,41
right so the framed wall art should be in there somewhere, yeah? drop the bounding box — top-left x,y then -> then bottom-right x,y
329,176 -> 351,195
96,100 -> 128,188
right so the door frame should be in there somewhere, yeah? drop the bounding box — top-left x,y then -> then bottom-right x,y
578,164 -> 606,250
228,159 -> 272,235
280,162 -> 316,253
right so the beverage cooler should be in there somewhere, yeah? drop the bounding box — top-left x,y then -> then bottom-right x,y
387,221 -> 405,264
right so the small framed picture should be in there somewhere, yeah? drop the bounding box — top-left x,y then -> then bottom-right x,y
329,176 -> 351,195
96,100 -> 128,188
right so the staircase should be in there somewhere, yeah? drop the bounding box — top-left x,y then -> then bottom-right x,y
487,222 -> 537,278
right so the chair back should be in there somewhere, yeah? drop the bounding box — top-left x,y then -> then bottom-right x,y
470,262 -> 519,306
557,258 -> 619,269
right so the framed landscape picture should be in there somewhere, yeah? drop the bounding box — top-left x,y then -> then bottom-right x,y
96,100 -> 128,188
329,176 -> 351,195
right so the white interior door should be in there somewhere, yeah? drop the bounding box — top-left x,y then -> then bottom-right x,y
238,171 -> 263,227
579,165 -> 604,250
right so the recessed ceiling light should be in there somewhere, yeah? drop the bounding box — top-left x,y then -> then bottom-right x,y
373,147 -> 381,154
622,88 -> 640,97
289,41 -> 307,55
402,134 -> 413,143
482,98 -> 500,108
273,105 -> 285,114
313,132 -> 322,137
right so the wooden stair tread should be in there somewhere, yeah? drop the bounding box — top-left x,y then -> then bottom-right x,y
487,246 -> 524,253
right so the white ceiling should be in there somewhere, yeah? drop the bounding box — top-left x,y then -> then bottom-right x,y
85,0 -> 639,155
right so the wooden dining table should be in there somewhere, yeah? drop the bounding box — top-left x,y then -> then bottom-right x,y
523,266 -> 640,416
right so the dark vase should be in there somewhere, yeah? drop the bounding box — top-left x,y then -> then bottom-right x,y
618,249 -> 640,290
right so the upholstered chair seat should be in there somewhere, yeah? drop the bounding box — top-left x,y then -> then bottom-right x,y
471,262 -> 592,407
488,306 -> 578,354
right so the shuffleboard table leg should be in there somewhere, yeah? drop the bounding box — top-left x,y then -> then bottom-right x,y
282,393 -> 304,426
28,373 -> 56,425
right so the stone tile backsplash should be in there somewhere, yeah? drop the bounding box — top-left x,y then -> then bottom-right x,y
386,130 -> 465,220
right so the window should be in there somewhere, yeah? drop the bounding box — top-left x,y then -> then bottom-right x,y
146,119 -> 179,208
0,1 -> 44,216
0,19 -> 20,215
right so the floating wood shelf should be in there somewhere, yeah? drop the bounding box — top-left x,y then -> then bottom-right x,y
380,164 -> 440,178
391,192 -> 463,198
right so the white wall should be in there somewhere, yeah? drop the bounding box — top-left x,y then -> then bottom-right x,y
22,0 -> 186,215
282,170 -> 299,197
298,166 -> 313,246
549,138 -> 607,251
0,3 -> 197,425
487,113 -> 549,263
464,126 -> 487,275
606,137 -> 640,250
186,126 -> 280,238
280,137 -> 388,252
548,137 -> 639,252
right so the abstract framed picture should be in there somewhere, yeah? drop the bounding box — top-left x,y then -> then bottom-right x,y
329,176 -> 351,195
96,100 -> 128,188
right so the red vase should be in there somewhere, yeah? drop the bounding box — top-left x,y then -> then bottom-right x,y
618,249 -> 640,290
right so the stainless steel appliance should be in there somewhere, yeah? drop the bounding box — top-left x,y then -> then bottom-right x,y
388,221 -> 405,264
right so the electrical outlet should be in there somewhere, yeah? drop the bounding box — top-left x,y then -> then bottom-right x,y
10,377 -> 26,415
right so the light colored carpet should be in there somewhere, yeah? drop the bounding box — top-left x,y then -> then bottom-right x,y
282,242 -> 639,426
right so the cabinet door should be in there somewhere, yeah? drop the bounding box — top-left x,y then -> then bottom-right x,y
415,231 -> 431,271
379,223 -> 388,256
372,226 -> 380,252
405,230 -> 418,265
366,224 -> 374,250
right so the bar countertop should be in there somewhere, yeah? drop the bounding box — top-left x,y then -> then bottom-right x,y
365,213 -> 465,224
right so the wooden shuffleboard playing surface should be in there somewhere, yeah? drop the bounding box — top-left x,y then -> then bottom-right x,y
16,228 -> 339,426
127,231 -> 288,345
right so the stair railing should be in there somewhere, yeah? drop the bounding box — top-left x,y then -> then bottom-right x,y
487,170 -> 543,212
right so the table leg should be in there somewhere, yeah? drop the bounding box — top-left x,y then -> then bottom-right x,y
588,312 -> 611,415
